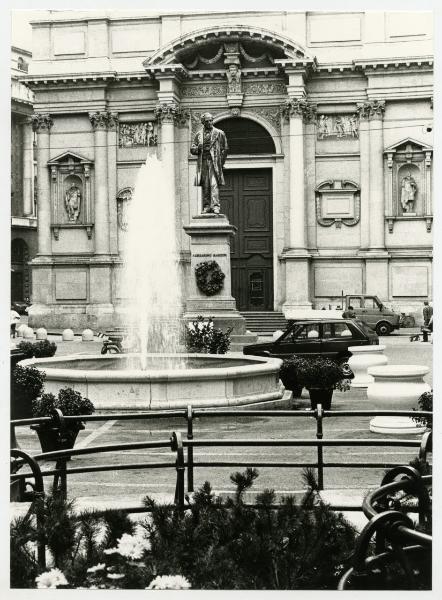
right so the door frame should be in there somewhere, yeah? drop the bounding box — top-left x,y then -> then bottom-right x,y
222,156 -> 284,310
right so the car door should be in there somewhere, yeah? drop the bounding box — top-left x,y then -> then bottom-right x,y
360,297 -> 381,329
274,322 -> 321,357
320,321 -> 356,360
347,295 -> 364,320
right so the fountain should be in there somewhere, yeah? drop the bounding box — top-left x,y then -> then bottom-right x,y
22,155 -> 286,410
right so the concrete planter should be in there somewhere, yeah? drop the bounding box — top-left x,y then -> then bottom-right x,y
367,365 -> 430,434
348,345 -> 387,388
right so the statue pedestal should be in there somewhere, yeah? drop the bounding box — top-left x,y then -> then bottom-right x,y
183,214 -> 247,335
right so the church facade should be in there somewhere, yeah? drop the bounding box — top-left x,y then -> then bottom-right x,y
22,10 -> 433,329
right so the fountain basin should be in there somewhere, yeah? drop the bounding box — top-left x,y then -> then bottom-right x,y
20,353 -> 285,410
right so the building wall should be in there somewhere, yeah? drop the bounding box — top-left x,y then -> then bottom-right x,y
23,10 -> 433,328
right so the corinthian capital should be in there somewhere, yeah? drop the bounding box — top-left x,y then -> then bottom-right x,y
154,102 -> 189,125
89,111 -> 119,130
281,98 -> 317,123
31,113 -> 53,132
357,100 -> 385,120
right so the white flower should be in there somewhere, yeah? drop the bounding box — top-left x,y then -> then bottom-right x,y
147,575 -> 191,590
103,547 -> 119,555
35,568 -> 68,589
87,563 -> 106,573
107,573 -> 125,580
116,532 -> 151,560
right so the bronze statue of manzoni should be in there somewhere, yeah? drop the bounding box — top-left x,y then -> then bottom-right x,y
190,113 -> 228,214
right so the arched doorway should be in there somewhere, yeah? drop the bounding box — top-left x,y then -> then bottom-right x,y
217,117 -> 275,311
11,238 -> 30,302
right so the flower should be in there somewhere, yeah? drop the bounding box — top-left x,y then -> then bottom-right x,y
115,532 -> 151,560
87,563 -> 106,573
35,568 -> 68,589
107,573 -> 125,580
103,547 -> 119,555
147,575 -> 191,590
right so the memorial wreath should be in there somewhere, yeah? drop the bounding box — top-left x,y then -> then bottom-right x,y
195,260 -> 225,296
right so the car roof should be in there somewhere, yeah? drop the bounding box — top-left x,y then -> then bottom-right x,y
289,319 -> 354,324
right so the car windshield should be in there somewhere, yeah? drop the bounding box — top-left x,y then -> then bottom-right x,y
354,319 -> 376,334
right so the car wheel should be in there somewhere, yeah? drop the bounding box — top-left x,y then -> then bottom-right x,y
375,322 -> 391,336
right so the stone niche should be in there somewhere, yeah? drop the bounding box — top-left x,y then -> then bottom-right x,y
384,138 -> 433,233
48,151 -> 94,242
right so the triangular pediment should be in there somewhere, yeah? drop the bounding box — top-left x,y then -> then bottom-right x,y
47,150 -> 93,165
384,137 -> 433,153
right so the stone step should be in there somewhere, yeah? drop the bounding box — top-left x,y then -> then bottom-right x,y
240,312 -> 288,335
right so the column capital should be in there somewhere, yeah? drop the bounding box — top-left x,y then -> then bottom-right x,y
281,98 -> 317,123
89,111 -> 119,130
357,100 -> 385,120
31,113 -> 53,132
154,101 -> 189,125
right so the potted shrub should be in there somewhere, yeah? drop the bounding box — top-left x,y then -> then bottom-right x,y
11,365 -> 46,420
286,357 -> 350,410
31,387 -> 95,458
279,356 -> 305,397
17,339 -> 57,359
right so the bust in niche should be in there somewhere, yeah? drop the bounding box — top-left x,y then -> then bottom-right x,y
400,172 -> 417,214
65,183 -> 81,222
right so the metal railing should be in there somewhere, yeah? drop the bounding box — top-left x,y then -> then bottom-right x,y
338,466 -> 432,590
11,406 -> 432,504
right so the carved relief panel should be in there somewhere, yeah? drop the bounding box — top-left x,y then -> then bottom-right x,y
119,122 -> 158,147
316,114 -> 359,140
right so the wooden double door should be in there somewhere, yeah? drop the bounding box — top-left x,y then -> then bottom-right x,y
219,168 -> 273,311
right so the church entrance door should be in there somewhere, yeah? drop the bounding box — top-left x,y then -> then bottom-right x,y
220,168 -> 273,311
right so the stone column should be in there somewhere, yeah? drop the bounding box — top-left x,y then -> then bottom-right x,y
357,103 -> 371,250
31,113 -> 53,255
368,100 -> 386,251
281,99 -> 316,316
22,118 -> 34,216
89,111 -> 116,255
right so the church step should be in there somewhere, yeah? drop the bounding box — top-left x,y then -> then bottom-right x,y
240,312 -> 288,335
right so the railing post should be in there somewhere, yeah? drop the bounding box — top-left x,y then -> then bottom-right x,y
316,404 -> 324,490
170,431 -> 185,510
186,405 -> 194,493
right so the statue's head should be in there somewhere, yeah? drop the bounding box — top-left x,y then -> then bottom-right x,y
201,112 -> 214,130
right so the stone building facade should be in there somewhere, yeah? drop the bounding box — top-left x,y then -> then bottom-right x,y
11,46 -> 37,305
22,10 -> 433,329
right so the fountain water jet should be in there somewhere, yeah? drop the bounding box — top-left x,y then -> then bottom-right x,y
120,155 -> 183,367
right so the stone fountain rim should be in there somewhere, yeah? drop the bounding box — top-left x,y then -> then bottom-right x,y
20,352 -> 283,382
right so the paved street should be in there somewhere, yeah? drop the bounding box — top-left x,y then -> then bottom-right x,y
12,330 -> 432,517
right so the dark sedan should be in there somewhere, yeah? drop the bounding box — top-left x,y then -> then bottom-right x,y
243,319 -> 378,363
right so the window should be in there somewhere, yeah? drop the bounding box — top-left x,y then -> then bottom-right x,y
216,118 -> 276,154
291,323 -> 320,341
364,297 -> 380,309
323,323 -> 333,338
333,323 -> 353,338
348,297 -> 362,308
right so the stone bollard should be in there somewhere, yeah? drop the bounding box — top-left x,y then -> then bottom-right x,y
82,328 -> 94,342
368,365 -> 430,434
23,326 -> 35,339
348,345 -> 388,388
16,324 -> 27,338
62,328 -> 75,341
36,327 -> 48,340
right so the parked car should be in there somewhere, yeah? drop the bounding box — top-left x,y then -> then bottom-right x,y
243,318 -> 379,364
12,300 -> 31,315
342,294 -> 400,335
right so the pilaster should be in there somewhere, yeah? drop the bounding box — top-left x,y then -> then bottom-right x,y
31,113 -> 53,256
